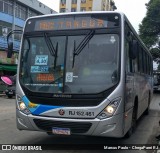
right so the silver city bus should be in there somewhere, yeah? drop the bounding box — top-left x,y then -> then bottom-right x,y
9,12 -> 153,138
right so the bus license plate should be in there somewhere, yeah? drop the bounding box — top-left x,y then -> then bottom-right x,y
52,127 -> 71,135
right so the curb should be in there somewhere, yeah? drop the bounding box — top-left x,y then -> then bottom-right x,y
0,94 -> 6,96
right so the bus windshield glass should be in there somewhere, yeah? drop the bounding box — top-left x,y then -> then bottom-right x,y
20,32 -> 119,94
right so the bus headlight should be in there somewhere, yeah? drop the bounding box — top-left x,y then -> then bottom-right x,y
105,106 -> 114,114
97,97 -> 121,120
19,102 -> 26,110
16,95 -> 31,115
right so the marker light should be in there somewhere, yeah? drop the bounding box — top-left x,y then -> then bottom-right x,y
97,97 -> 121,120
17,95 -> 21,101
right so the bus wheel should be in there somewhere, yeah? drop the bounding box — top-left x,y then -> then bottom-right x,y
125,106 -> 137,138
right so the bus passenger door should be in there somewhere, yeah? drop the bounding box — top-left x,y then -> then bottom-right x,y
124,38 -> 135,133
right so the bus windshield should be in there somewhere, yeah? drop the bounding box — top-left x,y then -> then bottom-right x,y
20,32 -> 119,94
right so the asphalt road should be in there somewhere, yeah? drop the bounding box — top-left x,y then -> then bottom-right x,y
0,94 -> 159,153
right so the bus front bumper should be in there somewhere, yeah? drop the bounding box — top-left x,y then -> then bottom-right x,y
16,110 -> 124,138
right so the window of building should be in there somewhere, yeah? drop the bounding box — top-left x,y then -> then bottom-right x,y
61,0 -> 66,5
81,7 -> 86,11
15,4 -> 20,18
20,5 -> 27,20
14,25 -> 23,40
8,3 -> 13,15
0,26 -> 11,37
15,3 -> 28,20
0,0 -> 39,20
1,0 -> 13,15
72,0 -> 77,4
71,8 -> 76,12
60,8 -> 66,13
81,0 -> 86,3
0,1 -> 3,12
0,0 -> 43,21
0,21 -> 12,37
4,2 -> 8,14
88,7 -> 92,11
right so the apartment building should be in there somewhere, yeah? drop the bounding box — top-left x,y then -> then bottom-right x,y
60,0 -> 117,13
0,0 -> 56,80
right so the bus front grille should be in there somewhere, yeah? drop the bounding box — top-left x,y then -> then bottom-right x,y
33,119 -> 92,133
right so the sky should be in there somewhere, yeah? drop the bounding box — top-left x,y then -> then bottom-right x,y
38,0 -> 150,33
114,0 -> 149,32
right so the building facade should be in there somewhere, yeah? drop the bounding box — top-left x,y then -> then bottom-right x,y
0,0 -> 56,91
60,0 -> 117,13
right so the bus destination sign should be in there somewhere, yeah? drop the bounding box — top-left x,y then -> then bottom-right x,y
34,16 -> 108,31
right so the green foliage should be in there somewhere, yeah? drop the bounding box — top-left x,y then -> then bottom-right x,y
150,48 -> 160,60
139,0 -> 160,60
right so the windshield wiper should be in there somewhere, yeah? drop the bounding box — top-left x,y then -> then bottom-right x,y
72,30 -> 95,68
54,42 -> 58,69
44,33 -> 58,69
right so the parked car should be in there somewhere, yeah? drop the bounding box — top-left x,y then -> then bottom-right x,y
4,86 -> 15,98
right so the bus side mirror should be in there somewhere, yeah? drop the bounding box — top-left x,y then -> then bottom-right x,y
129,40 -> 138,59
7,42 -> 13,58
6,30 -> 23,58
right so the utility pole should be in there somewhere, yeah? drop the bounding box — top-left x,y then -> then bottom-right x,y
12,0 -> 16,41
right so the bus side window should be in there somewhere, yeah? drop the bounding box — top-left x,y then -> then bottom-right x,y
133,42 -> 139,73
138,48 -> 142,73
125,39 -> 133,73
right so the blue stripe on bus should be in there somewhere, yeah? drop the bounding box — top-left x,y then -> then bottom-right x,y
22,96 -> 63,115
32,105 -> 62,115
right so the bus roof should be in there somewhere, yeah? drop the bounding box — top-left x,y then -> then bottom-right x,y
24,11 -> 152,58
26,11 -> 125,21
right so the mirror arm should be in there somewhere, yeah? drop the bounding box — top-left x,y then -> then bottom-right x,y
7,30 -> 23,45
6,30 -> 23,58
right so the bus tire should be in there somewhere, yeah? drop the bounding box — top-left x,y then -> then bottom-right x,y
124,105 -> 137,138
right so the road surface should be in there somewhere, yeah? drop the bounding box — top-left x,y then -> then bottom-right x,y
0,94 -> 159,153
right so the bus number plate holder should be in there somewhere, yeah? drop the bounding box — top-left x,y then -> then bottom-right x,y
52,127 -> 71,135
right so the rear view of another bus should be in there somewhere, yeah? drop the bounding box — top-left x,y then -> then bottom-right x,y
153,70 -> 160,92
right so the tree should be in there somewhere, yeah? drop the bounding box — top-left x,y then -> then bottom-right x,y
139,0 -> 160,60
